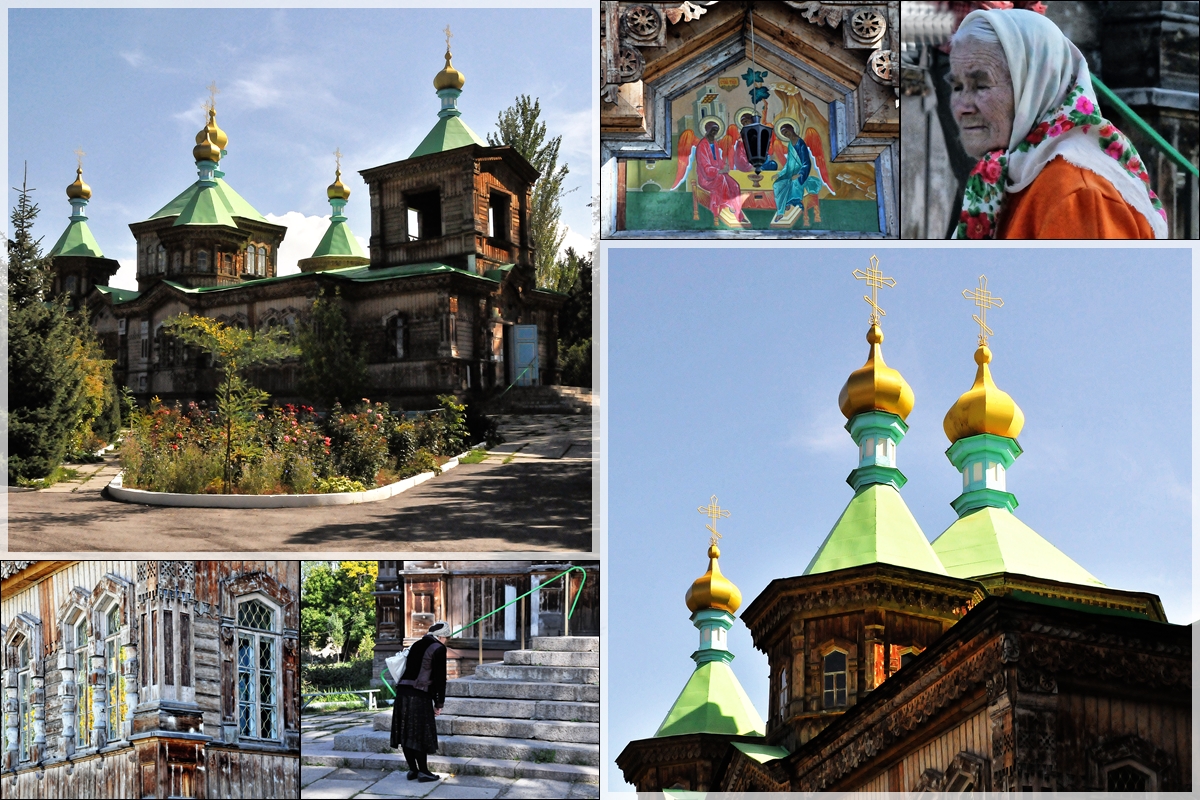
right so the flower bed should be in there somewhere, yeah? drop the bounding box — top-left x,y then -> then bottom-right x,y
116,396 -> 470,497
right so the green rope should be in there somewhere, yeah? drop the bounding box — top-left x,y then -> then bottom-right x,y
1092,75 -> 1199,178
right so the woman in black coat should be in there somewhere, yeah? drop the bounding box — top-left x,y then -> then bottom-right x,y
389,620 -> 450,782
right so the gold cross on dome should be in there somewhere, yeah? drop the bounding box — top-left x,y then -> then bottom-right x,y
205,81 -> 220,112
74,147 -> 85,170
852,254 -> 895,325
334,147 -> 343,172
963,274 -> 1004,345
444,24 -> 453,51
697,495 -> 730,547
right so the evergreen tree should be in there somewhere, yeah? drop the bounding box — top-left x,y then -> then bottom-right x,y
556,249 -> 593,388
7,172 -> 90,482
296,289 -> 371,409
487,95 -> 572,289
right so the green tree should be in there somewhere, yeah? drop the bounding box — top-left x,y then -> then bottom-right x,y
163,314 -> 297,492
300,561 -> 378,660
556,249 -> 592,388
6,172 -> 90,482
487,95 -> 572,289
296,289 -> 371,409
327,612 -> 345,662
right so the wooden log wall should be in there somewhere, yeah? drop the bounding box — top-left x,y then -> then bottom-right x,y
1056,692 -> 1191,787
853,706 -> 991,791
3,747 -> 140,799
204,749 -> 298,799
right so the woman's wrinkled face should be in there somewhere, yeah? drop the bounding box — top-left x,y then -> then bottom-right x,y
949,39 -> 1015,158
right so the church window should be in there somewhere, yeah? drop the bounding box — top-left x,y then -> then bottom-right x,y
103,603 -> 126,742
899,647 -> 919,669
157,244 -> 166,273
487,193 -> 511,241
17,639 -> 32,762
404,189 -> 442,241
246,244 -> 255,274
66,274 -> 77,294
74,618 -> 92,748
778,666 -> 789,720
822,650 -> 847,708
197,250 -> 209,272
140,320 -> 150,360
1105,764 -> 1152,791
258,246 -> 267,276
236,597 -> 281,741
173,252 -> 182,273
387,315 -> 405,360
973,462 -> 983,482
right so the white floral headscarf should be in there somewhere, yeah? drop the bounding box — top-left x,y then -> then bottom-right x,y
953,9 -> 1167,239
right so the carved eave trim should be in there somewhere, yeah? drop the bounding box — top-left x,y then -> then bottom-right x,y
723,746 -> 792,791
1,561 -> 76,597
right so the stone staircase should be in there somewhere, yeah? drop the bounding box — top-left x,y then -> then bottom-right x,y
308,636 -> 600,784
485,385 -> 594,414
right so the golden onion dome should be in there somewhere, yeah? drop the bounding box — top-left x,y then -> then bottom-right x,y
194,107 -> 228,151
943,344 -> 1025,443
327,168 -> 351,201
434,49 -> 465,91
193,130 -> 221,163
685,544 -> 742,615
66,167 -> 91,200
838,324 -> 915,421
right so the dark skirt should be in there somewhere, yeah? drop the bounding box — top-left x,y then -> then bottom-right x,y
389,686 -> 439,753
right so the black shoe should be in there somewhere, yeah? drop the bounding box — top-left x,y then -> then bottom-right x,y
417,771 -> 440,783
406,769 -> 418,781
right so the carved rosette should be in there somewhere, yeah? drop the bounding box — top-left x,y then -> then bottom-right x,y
868,49 -> 898,85
601,1 -> 713,104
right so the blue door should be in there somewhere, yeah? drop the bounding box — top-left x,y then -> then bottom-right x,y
515,325 -> 539,386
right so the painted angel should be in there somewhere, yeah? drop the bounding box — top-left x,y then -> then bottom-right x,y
672,119 -> 749,227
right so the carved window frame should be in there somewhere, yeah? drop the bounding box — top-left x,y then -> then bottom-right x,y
57,586 -> 93,755
87,573 -> 135,750
16,637 -> 32,763
3,613 -> 44,768
1102,760 -> 1158,791
384,312 -> 407,361
777,662 -> 789,721
100,599 -> 125,744
820,645 -> 849,709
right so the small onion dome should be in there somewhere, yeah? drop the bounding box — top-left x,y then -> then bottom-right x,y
194,107 -> 228,151
434,49 -> 465,91
685,544 -> 742,615
327,168 -> 350,201
838,324 -> 915,422
66,167 -> 91,200
943,344 -> 1025,443
193,130 -> 221,163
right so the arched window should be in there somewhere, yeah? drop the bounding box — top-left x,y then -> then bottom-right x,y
822,650 -> 847,708
387,314 -> 405,360
197,250 -> 209,272
73,617 -> 92,748
17,638 -> 32,762
246,244 -> 256,275
257,246 -> 267,276
173,252 -> 182,273
236,597 -> 281,741
156,244 -> 166,273
778,665 -> 789,720
103,603 -> 126,742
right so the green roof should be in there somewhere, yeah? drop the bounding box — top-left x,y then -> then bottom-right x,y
94,285 -> 141,304
49,219 -> 105,258
654,661 -> 765,739
732,741 -> 790,764
804,483 -> 947,576
173,183 -> 237,227
148,178 -> 266,223
932,506 -> 1104,586
410,115 -> 486,158
311,219 -> 367,259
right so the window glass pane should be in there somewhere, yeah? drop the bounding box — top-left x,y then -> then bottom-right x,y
238,599 -> 275,631
260,707 -> 277,739
260,674 -> 276,705
824,651 -> 845,672
238,704 -> 253,737
259,639 -> 275,672
239,637 -> 253,669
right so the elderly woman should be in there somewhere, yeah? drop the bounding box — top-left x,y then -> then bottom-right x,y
390,620 -> 450,783
948,9 -> 1166,239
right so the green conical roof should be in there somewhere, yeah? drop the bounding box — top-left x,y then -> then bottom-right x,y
49,219 -> 105,258
410,114 -> 486,158
173,184 -> 237,227
311,218 -> 367,259
148,178 -> 266,223
654,660 -> 765,738
804,483 -> 947,576
932,506 -> 1104,586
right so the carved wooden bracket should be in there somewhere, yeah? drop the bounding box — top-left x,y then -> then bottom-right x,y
786,2 -> 899,86
601,2 -> 716,103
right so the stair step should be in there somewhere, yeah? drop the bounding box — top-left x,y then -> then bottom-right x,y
504,649 -> 599,667
446,678 -> 599,702
532,636 -> 599,652
436,715 -> 599,744
301,749 -> 599,784
373,698 -> 598,725
438,733 -> 599,766
474,664 -> 599,685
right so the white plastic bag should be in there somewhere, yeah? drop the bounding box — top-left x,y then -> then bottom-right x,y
386,647 -> 410,682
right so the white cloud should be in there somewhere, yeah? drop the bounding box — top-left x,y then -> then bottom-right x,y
111,259 -> 139,291
267,211 -> 331,276
788,405 -> 848,454
120,50 -> 146,68
558,223 -> 591,259
546,106 -> 591,169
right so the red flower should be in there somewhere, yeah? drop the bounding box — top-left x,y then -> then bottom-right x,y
323,437 -> 332,446
966,214 -> 992,239
1025,122 -> 1050,145
980,159 -> 1002,185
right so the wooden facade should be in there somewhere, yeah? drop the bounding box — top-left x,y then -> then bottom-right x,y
371,560 -> 600,684
1,561 -> 299,799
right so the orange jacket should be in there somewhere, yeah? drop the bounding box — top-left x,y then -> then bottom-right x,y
996,156 -> 1156,239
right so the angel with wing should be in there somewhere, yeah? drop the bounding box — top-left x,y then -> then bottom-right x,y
671,118 -> 749,227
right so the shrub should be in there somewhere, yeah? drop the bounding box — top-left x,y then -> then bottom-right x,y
317,476 -> 367,494
397,449 -> 441,479
559,338 -> 592,388
237,451 -> 285,495
326,401 -> 391,485
436,395 -> 469,455
302,657 -> 374,691
466,402 -> 503,448
388,421 -> 419,467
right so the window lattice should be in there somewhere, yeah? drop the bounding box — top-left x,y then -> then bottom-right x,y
1107,765 -> 1149,791
238,599 -> 276,632
823,651 -> 847,708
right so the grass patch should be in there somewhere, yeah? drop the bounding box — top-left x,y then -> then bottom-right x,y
459,449 -> 489,464
532,749 -> 557,763
502,454 -> 515,464
17,466 -> 81,489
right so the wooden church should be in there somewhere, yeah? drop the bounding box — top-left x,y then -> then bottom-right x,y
1,560 -> 300,799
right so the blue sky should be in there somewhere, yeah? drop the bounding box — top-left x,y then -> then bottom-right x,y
7,7 -> 592,289
605,246 -> 1191,789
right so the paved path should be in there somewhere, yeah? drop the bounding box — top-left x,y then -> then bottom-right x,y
302,710 -> 598,799
6,415 -> 592,553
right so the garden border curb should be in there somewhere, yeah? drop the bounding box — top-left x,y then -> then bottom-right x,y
105,447 -> 478,508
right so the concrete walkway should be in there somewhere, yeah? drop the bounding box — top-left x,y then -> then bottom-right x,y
302,710 -> 598,799
6,414 -> 592,552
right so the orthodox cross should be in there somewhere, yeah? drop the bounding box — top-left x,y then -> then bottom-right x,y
334,147 -> 343,173
853,254 -> 895,325
204,81 -> 220,113
444,24 -> 453,52
963,274 -> 1003,345
697,495 -> 730,547
74,147 -> 85,170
